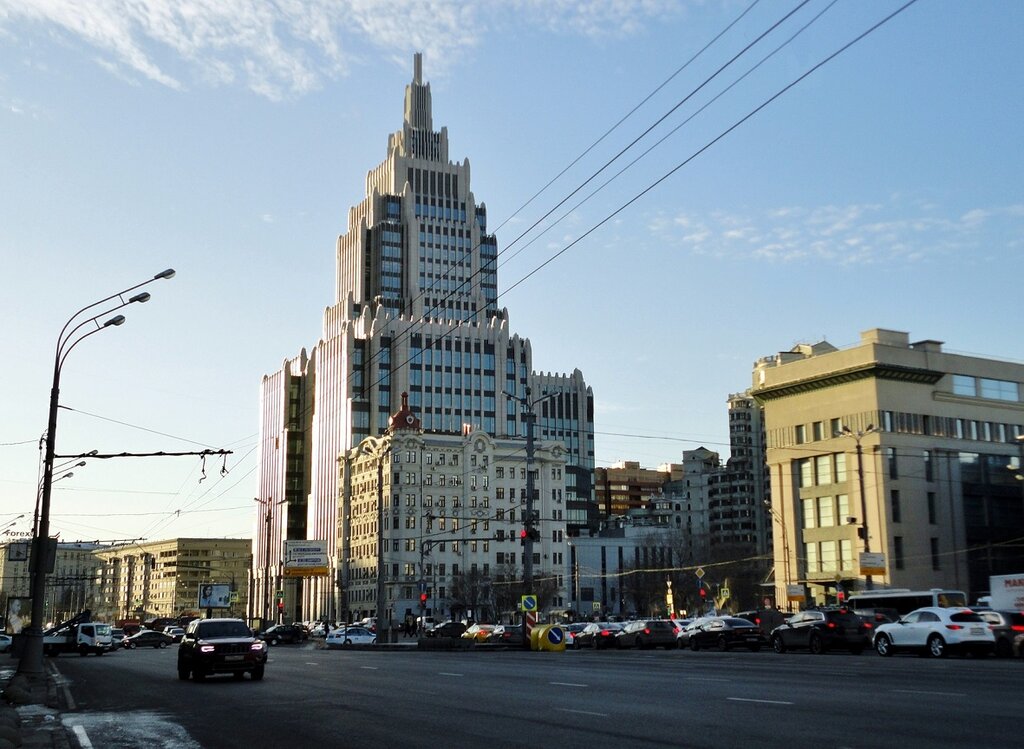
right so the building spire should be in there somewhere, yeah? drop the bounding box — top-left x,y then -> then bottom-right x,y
404,52 -> 432,132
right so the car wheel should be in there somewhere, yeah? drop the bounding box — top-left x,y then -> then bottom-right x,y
690,638 -> 700,652
97,649 -> 104,656
636,637 -> 643,650
875,634 -> 893,657
927,634 -> 946,658
177,666 -> 190,681
271,638 -> 279,646
78,646 -> 88,657
809,634 -> 825,655
591,638 -> 598,650
192,669 -> 206,682
158,642 -> 167,649
995,638 -> 1013,658
344,638 -> 353,647
772,636 -> 786,654
717,636 -> 729,652
251,665 -> 265,681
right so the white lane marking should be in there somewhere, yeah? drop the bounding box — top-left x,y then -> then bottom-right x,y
556,708 -> 609,717
727,697 -> 794,705
891,689 -> 966,697
687,677 -> 730,682
49,661 -> 75,711
438,672 -> 463,677
72,725 -> 94,749
550,681 -> 588,688
304,662 -> 320,666
359,665 -> 379,670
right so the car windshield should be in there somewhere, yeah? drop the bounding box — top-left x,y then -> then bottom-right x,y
199,622 -> 251,638
94,625 -> 111,635
722,618 -> 755,627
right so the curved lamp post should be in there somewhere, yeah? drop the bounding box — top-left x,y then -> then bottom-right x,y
18,269 -> 174,678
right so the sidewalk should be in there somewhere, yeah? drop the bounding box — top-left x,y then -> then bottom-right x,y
0,661 -> 73,749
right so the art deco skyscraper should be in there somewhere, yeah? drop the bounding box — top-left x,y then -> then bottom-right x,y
256,55 -> 594,624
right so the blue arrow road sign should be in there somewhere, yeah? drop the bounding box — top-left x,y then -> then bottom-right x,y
546,627 -> 564,645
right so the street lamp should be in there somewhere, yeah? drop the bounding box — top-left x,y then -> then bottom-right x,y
840,424 -> 877,591
18,269 -> 174,678
253,496 -> 286,627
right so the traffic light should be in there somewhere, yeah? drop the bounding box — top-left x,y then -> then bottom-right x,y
520,528 -> 527,546
527,527 -> 540,542
277,601 -> 285,613
837,590 -> 846,603
419,592 -> 428,607
699,587 -> 706,600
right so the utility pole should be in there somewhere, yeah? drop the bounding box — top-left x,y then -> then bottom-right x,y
842,425 -> 877,591
254,497 -> 284,628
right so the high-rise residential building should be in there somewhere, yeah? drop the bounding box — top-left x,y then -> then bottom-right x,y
257,54 -> 594,624
752,328 -> 1024,606
595,461 -> 683,517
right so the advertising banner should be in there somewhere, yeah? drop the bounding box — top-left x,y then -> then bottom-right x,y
198,583 -> 232,609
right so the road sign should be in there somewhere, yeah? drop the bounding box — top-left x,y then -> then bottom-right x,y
695,567 -> 705,579
786,584 -> 805,602
592,601 -> 601,611
521,594 -> 537,612
859,552 -> 886,576
720,587 -> 730,599
275,590 -> 284,600
418,579 -> 427,593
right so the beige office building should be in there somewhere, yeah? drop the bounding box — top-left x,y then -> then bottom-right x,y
752,329 -> 1024,606
93,538 -> 251,623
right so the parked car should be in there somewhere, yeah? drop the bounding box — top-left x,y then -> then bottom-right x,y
487,624 -> 525,646
0,634 -> 12,653
258,624 -> 308,645
564,622 -> 589,648
616,619 -> 678,650
177,617 -> 267,681
426,621 -> 467,639
975,610 -> 1024,657
684,616 -> 766,652
770,608 -> 871,655
873,607 -> 995,657
575,622 -> 623,649
461,623 -> 496,643
325,625 -> 377,648
108,628 -> 126,651
124,630 -> 174,649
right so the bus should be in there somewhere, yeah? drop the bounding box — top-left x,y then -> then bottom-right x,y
846,589 -> 968,618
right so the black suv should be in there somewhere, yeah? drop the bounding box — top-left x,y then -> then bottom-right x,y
178,618 -> 267,681
770,608 -> 870,655
258,624 -> 307,645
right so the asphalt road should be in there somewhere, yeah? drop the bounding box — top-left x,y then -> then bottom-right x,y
50,643 -> 1022,749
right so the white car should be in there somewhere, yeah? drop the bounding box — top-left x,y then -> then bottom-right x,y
325,625 -> 377,649
873,606 -> 994,657
0,634 -> 12,653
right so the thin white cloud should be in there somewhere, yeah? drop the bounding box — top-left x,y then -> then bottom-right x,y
652,197 -> 1024,265
0,0 -> 680,100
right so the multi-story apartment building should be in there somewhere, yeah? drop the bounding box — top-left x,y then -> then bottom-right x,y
1,541 -> 104,629
595,461 -> 683,516
94,538 -> 250,623
257,54 -> 594,624
752,328 -> 1024,606
340,395 -> 568,625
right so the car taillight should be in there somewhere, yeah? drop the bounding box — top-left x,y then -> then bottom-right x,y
945,624 -> 963,631
644,628 -> 651,635
601,630 -> 611,636
200,645 -> 215,653
1011,625 -> 1024,632
827,622 -> 837,629
862,622 -> 873,629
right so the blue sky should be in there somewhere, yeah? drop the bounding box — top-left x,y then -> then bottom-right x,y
1,0 -> 1021,545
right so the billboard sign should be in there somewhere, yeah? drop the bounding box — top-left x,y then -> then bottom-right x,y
859,552 -> 886,576
283,540 -> 329,577
198,583 -> 232,609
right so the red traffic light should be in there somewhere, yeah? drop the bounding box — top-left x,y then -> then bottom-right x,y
419,593 -> 428,604
699,588 -> 706,599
